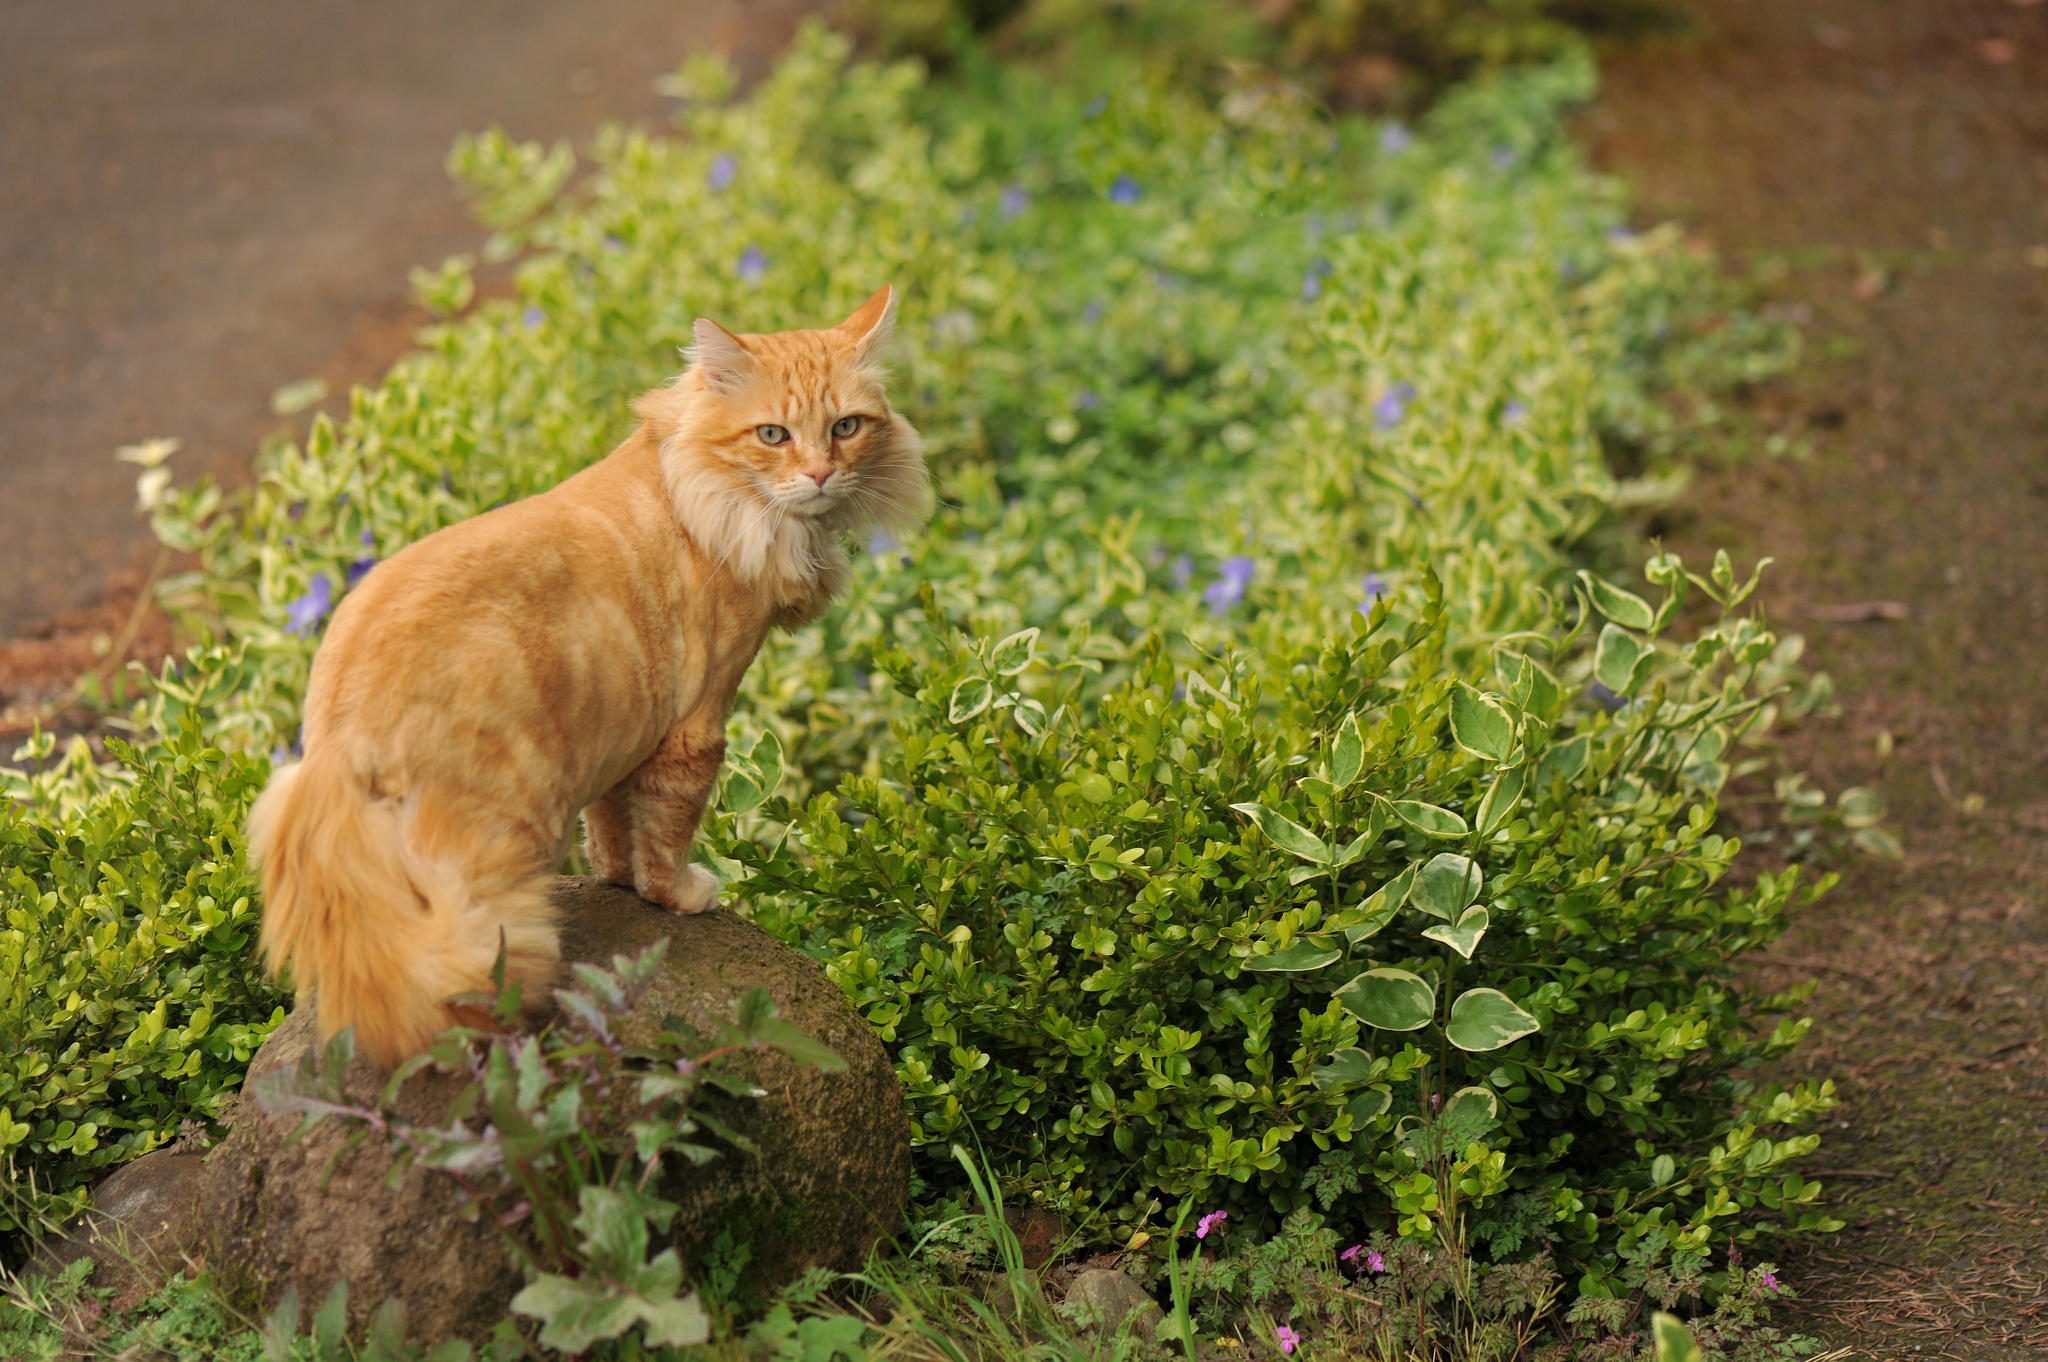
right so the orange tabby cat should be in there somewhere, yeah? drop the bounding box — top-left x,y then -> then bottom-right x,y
248,286 -> 929,1068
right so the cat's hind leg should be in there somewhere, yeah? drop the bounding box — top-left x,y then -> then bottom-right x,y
622,722 -> 726,915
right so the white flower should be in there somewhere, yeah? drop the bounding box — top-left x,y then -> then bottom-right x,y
136,467 -> 174,512
116,436 -> 180,469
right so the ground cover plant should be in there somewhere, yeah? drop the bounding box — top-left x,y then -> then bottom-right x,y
2,0 -> 1883,1352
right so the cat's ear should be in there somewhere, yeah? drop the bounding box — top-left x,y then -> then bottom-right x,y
834,285 -> 896,363
690,318 -> 755,390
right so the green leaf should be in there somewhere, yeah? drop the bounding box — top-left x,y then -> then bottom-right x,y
313,1281 -> 348,1361
1476,764 -> 1525,835
1595,625 -> 1651,696
1310,1047 -> 1376,1090
1335,968 -> 1436,1032
1386,798 -> 1468,838
1245,940 -> 1343,972
1410,853 -> 1483,920
1446,988 -> 1541,1052
1331,712 -> 1366,787
1536,734 -> 1590,788
1498,652 -> 1562,717
1838,786 -> 1885,829
1346,861 -> 1417,944
990,627 -> 1039,676
637,1282 -> 712,1348
1449,683 -> 1515,762
1013,697 -> 1048,737
1652,1313 -> 1705,1362
1230,802 -> 1331,863
1422,905 -> 1489,960
1344,1088 -> 1392,1124
1651,1154 -> 1676,1186
949,677 -> 993,723
1578,571 -> 1657,631
263,1286 -> 300,1362
1074,771 -> 1114,804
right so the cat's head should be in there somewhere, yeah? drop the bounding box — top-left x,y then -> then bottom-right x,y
639,286 -> 931,584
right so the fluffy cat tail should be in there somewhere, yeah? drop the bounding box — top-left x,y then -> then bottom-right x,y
248,757 -> 559,1069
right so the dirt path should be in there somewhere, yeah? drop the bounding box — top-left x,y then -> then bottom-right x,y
0,0 -> 811,641
1588,2 -> 2048,1355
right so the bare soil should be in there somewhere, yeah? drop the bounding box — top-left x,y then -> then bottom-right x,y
0,0 -> 814,640
1586,1 -> 2048,1355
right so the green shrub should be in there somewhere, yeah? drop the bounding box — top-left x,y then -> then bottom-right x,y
0,707 -> 285,1252
727,549 -> 1842,1282
4,9 -> 1848,1286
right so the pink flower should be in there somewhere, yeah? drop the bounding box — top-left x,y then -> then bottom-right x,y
1756,1269 -> 1780,1295
1366,1248 -> 1385,1272
1340,1244 -> 1361,1262
1274,1325 -> 1301,1355
1196,1209 -> 1228,1240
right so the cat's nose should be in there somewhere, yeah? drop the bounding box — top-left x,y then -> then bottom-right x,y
805,469 -> 834,489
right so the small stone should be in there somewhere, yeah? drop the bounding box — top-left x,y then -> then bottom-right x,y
1062,1268 -> 1165,1344
31,1150 -> 208,1305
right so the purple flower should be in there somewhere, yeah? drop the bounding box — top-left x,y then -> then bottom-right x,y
1491,146 -> 1516,170
1195,1209 -> 1228,1239
522,306 -> 546,329
346,557 -> 377,588
1082,299 -> 1104,324
602,234 -> 626,253
1274,1325 -> 1300,1355
1374,383 -> 1415,430
1366,1248 -> 1386,1272
1606,224 -> 1637,244
1204,556 -> 1256,616
285,574 -> 332,637
868,527 -> 898,556
1340,1244 -> 1362,1262
1302,270 -> 1323,302
1379,123 -> 1412,155
1108,174 -> 1141,206
736,244 -> 768,283
708,152 -> 737,192
1172,554 -> 1195,590
1085,93 -> 1107,120
1503,400 -> 1529,426
1000,184 -> 1030,219
1756,1270 -> 1781,1295
1075,389 -> 1099,410
1355,572 -> 1387,617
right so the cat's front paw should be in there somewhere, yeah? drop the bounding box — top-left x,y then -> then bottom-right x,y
644,863 -> 721,916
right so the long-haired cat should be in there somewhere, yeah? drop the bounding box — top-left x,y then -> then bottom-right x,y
248,286 -> 929,1068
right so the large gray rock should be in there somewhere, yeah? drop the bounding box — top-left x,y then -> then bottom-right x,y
194,878 -> 910,1342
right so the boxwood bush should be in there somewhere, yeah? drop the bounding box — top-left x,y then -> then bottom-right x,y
1,710 -> 284,1249
5,11 -> 1857,1285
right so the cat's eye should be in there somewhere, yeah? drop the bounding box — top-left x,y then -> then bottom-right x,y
831,415 -> 862,439
756,424 -> 790,445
